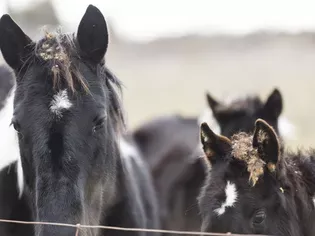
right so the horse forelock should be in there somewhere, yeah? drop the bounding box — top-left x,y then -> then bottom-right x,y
230,132 -> 265,186
27,31 -> 88,93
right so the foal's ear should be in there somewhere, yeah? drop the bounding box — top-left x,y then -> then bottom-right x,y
200,122 -> 231,164
77,5 -> 108,64
263,88 -> 283,119
0,14 -> 33,71
206,92 -> 220,112
253,119 -> 280,166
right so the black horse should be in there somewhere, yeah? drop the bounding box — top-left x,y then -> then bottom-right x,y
0,5 -> 159,236
199,119 -> 315,236
131,89 -> 290,234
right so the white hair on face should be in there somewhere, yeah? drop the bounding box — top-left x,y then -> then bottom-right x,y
50,89 -> 72,118
214,181 -> 238,216
0,86 -> 23,198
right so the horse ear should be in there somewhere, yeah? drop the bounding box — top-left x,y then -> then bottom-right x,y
200,122 -> 231,164
263,88 -> 283,119
253,119 -> 280,168
77,5 -> 108,64
206,92 -> 220,112
0,14 -> 33,71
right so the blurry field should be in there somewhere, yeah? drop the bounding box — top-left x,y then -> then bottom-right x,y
106,32 -> 315,148
1,27 -> 315,149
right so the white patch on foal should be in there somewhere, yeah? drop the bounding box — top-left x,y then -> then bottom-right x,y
50,89 -> 72,117
118,136 -> 143,167
196,107 -> 221,153
214,181 -> 238,216
197,107 -> 221,135
0,86 -> 23,198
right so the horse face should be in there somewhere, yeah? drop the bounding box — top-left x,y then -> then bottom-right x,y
0,5 -> 121,236
198,120 -> 305,236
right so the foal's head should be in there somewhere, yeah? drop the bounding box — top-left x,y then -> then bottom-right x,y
198,119 -> 314,236
0,5 -> 123,235
205,89 -> 283,138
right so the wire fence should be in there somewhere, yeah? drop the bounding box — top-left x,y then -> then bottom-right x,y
0,218 -> 272,236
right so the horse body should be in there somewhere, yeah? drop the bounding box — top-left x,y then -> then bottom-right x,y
133,115 -> 206,232
199,119 -> 315,236
132,90 -> 290,234
0,5 -> 159,236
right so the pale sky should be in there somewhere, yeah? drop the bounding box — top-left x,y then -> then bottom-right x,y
2,0 -> 315,42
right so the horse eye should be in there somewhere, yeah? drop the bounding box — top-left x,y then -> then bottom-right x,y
10,118 -> 21,132
253,210 -> 266,225
92,116 -> 106,132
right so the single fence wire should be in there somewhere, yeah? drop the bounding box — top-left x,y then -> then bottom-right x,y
0,218 -> 273,236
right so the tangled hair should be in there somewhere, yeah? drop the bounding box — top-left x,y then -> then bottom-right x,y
34,31 -> 88,92
231,132 -> 265,186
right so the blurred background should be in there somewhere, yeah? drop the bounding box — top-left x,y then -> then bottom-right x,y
0,0 -> 314,148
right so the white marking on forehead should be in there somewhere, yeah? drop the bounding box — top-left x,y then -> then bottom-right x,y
214,181 -> 238,216
50,89 -> 72,117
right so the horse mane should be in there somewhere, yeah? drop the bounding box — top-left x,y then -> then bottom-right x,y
278,149 -> 315,197
274,149 -> 315,231
103,67 -> 125,132
23,30 -> 125,131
